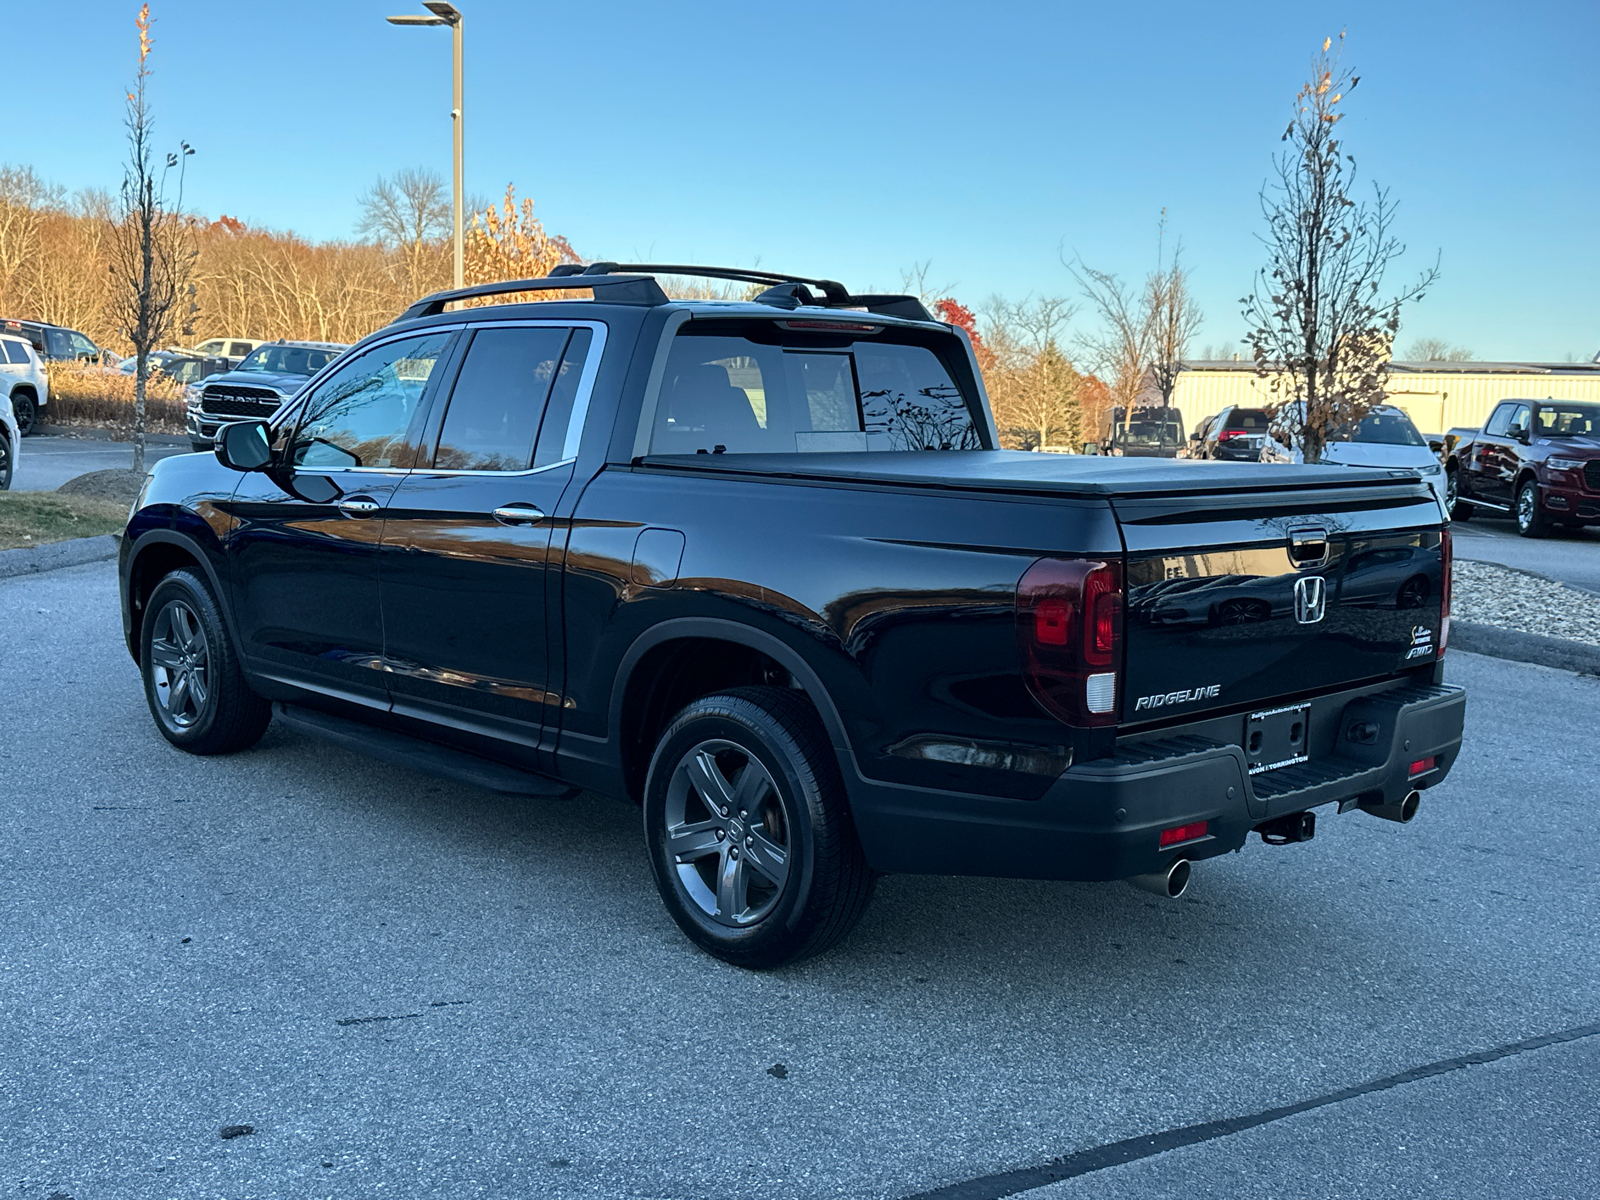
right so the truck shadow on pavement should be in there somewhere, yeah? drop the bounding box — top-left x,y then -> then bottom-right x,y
239,721 -> 1383,1007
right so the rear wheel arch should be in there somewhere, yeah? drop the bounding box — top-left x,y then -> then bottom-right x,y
612,619 -> 854,804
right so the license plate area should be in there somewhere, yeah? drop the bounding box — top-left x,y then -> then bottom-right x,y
1245,703 -> 1310,775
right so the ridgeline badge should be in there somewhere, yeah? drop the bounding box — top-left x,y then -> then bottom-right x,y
1134,684 -> 1221,712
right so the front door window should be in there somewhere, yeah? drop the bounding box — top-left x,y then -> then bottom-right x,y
291,332 -> 453,470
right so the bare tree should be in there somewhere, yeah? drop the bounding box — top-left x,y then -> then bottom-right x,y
1402,336 -> 1473,362
898,260 -> 956,309
1071,212 -> 1204,447
0,165 -> 63,315
1241,33 -> 1438,464
982,296 -> 1082,449
1145,210 -> 1205,409
108,4 -> 194,473
357,167 -> 451,298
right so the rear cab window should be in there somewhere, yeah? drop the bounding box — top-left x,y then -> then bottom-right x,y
645,320 -> 985,455
1222,408 -> 1271,432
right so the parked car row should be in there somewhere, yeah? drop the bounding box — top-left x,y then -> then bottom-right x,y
0,330 -> 50,437
0,319 -> 345,441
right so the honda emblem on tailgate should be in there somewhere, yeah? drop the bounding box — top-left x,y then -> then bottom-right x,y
1294,576 -> 1326,624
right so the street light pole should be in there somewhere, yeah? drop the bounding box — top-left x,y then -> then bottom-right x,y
386,2 -> 464,288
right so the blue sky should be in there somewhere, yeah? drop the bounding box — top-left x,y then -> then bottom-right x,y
4,1 -> 1596,360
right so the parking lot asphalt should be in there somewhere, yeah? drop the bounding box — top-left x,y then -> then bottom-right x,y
3,562 -> 1597,1200
1453,516 -> 1600,593
11,434 -> 188,492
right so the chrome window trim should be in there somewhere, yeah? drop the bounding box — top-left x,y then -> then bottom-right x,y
300,466 -> 414,477
555,320 -> 607,460
407,456 -> 576,480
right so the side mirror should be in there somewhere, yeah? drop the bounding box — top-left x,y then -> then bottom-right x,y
215,419 -> 273,471
1512,427 -> 1531,444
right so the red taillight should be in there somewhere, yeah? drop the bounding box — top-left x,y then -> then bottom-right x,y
1016,557 -> 1124,726
1439,527 -> 1452,655
1216,429 -> 1243,442
1409,756 -> 1437,777
1035,599 -> 1071,646
1159,820 -> 1209,848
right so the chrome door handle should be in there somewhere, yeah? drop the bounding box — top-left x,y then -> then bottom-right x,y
337,497 -> 382,517
493,503 -> 546,526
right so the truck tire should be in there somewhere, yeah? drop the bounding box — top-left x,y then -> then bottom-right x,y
643,687 -> 875,968
10,391 -> 36,436
1445,468 -> 1472,521
139,568 -> 272,755
0,430 -> 11,490
1515,478 -> 1550,538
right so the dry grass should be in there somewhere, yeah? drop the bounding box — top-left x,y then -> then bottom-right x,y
0,491 -> 127,550
44,364 -> 188,434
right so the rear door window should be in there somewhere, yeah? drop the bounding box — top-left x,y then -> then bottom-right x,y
3,340 -> 30,365
431,326 -> 571,471
647,328 -> 980,455
230,342 -> 254,358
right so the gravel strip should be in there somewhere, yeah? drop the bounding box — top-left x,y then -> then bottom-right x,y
1452,558 -> 1600,647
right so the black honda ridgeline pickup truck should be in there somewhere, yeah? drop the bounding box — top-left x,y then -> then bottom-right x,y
119,264 -> 1465,966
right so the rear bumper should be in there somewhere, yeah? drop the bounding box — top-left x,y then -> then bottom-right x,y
849,681 -> 1465,881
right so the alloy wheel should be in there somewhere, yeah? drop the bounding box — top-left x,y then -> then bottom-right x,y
1444,469 -> 1457,511
663,739 -> 791,927
148,599 -> 211,728
1516,485 -> 1535,532
0,434 -> 10,490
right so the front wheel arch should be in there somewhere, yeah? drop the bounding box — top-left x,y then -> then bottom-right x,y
124,531 -> 232,666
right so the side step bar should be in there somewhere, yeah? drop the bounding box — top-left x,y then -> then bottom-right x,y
272,702 -> 577,798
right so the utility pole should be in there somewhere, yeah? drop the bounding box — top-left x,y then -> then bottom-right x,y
386,1 -> 464,287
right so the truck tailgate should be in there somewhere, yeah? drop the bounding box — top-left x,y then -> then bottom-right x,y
1115,481 -> 1446,724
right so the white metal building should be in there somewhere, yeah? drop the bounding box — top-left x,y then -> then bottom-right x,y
1165,359 -> 1600,438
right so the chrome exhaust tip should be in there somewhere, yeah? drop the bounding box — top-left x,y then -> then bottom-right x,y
1127,858 -> 1191,899
1360,789 -> 1422,824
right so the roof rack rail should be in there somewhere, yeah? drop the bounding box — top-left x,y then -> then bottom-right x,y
395,272 -> 670,321
554,262 -> 935,321
394,262 -> 935,324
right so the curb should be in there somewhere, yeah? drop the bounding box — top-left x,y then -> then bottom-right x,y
1451,620 -> 1600,676
31,424 -> 190,447
0,534 -> 120,580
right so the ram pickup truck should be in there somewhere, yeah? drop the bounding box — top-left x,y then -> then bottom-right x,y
118,264 -> 1466,967
1444,398 -> 1600,535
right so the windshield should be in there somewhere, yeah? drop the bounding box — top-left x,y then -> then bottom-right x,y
238,344 -> 342,376
1535,404 -> 1600,437
1330,409 -> 1426,446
